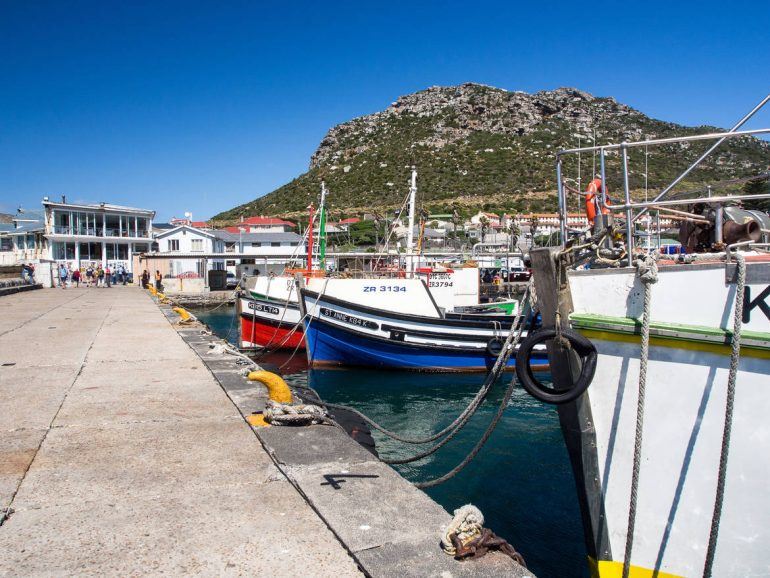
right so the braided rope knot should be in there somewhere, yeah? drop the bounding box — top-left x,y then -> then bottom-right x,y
441,504 -> 485,556
264,400 -> 329,426
635,253 -> 659,285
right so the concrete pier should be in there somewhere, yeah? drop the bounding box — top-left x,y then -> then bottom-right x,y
0,287 -> 360,575
0,287 -> 531,576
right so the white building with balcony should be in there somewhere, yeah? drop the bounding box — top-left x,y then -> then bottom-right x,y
0,209 -> 48,265
44,199 -> 155,273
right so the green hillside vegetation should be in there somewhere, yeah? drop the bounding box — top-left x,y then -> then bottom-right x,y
213,84 -> 770,222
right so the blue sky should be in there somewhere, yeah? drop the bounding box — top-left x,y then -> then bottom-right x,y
1,0 -> 768,221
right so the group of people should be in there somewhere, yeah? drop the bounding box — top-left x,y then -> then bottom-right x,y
139,269 -> 164,292
56,263 -> 130,289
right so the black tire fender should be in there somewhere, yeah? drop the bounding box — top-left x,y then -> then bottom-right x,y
515,328 -> 597,404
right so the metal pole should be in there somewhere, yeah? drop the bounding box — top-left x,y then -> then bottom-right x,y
307,203 -> 315,271
406,167 -> 417,275
577,135 -> 581,218
556,157 -> 566,246
634,94 -> 770,222
599,148 -> 610,241
714,205 -> 724,246
319,181 -> 328,270
621,143 -> 634,257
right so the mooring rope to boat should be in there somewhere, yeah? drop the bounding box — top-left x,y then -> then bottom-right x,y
384,292 -> 531,468
622,251 -> 658,578
703,252 -> 746,578
317,283 -> 531,451
278,278 -> 331,370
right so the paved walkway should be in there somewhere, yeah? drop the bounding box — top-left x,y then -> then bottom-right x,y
0,287 -> 361,576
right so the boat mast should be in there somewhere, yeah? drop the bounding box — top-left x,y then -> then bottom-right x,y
319,181 -> 328,271
406,166 -> 417,275
306,202 -> 315,272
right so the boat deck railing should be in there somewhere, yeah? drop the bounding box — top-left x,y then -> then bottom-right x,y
555,94 -> 770,259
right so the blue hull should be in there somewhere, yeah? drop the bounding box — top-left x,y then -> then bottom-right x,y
304,319 -> 549,373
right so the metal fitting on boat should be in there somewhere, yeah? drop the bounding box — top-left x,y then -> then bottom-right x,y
247,370 -> 293,403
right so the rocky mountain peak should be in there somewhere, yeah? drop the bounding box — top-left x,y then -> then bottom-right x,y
310,84 -> 634,169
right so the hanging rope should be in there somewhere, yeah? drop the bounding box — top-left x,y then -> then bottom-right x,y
622,251 -> 659,578
702,252 -> 746,577
320,283 -> 532,446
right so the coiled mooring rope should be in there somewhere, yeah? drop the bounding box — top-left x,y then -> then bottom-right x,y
703,252 -> 745,578
622,252 -> 658,578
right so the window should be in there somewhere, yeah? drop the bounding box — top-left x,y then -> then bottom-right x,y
271,242 -> 280,247
251,242 -> 262,248
169,239 -> 180,251
191,239 -> 203,252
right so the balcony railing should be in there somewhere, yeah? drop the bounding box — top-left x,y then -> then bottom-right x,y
52,226 -> 150,238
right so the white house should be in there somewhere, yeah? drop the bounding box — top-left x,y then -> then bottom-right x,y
153,225 -> 225,277
213,230 -> 306,276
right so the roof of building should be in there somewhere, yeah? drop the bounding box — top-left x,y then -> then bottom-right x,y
238,216 -> 297,227
12,222 -> 45,234
153,225 -> 217,239
43,200 -> 155,216
338,217 -> 360,225
152,223 -> 176,230
212,230 -> 304,243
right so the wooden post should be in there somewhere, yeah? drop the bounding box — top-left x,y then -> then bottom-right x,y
529,247 -> 612,563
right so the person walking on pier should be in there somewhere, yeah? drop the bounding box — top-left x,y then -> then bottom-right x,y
85,265 -> 94,287
141,269 -> 149,289
97,266 -> 105,287
72,268 -> 81,288
105,266 -> 112,288
58,263 -> 68,289
154,270 -> 162,292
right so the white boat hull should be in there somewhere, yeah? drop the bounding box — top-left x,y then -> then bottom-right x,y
563,260 -> 770,577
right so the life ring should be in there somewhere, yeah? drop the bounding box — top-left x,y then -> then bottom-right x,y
515,328 -> 597,404
585,178 -> 610,225
486,337 -> 504,357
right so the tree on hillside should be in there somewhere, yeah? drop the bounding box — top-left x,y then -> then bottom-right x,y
529,216 -> 540,247
479,215 -> 490,243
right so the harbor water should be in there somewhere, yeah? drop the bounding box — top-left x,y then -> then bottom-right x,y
193,305 -> 588,577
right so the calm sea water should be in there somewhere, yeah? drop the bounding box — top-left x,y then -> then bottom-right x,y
194,305 -> 588,577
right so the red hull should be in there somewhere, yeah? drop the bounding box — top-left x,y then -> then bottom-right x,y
240,314 -> 305,350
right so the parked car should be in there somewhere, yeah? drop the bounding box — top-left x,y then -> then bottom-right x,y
226,272 -> 238,288
507,267 -> 531,282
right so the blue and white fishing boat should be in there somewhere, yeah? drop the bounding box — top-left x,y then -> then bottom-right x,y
299,286 -> 548,372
